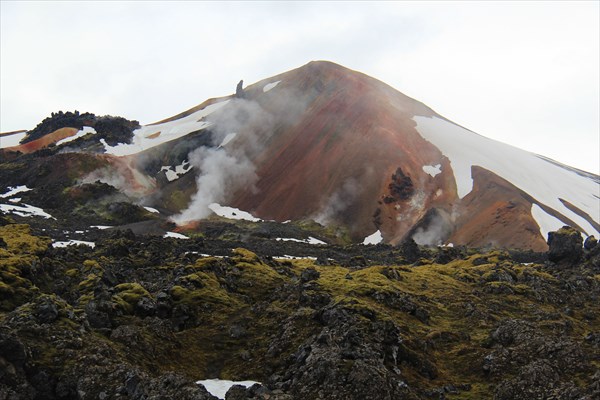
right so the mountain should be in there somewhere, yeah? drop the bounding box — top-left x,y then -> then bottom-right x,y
1,61 -> 600,399
1,61 -> 598,251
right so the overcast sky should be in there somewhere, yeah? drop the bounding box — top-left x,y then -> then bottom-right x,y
1,1 -> 598,173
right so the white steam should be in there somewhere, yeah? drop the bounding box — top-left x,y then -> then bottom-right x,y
171,147 -> 257,223
171,86 -> 313,225
79,167 -> 155,197
314,178 -> 362,225
411,212 -> 452,246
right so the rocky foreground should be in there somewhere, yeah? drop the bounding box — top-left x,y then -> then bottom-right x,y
1,221 -> 599,399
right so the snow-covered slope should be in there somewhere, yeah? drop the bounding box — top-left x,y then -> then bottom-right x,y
414,116 -> 599,238
102,100 -> 230,156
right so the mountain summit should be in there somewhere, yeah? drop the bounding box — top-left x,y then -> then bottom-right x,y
1,61 -> 598,250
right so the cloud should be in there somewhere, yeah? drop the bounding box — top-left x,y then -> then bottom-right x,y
1,2 -> 598,172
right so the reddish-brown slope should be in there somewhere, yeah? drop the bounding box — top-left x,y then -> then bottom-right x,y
229,61 -> 460,241
450,166 -> 548,251
4,127 -> 78,154
143,60 -> 581,249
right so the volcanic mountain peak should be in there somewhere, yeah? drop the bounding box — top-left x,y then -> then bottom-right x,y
0,61 -> 598,251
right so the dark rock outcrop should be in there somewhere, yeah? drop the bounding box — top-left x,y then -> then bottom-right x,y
584,235 -> 598,251
1,223 -> 598,399
236,80 -> 246,98
547,226 -> 583,263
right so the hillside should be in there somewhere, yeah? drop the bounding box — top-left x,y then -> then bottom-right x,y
1,61 -> 598,251
0,220 -> 599,399
1,60 -> 599,399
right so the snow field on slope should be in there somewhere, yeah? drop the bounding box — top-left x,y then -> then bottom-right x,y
363,230 -> 383,245
0,203 -> 54,219
102,100 -> 230,156
276,237 -> 327,245
164,232 -> 189,239
196,379 -> 260,399
263,80 -> 281,93
218,132 -> 237,148
161,161 -> 192,181
209,203 -> 261,222
422,164 -> 442,177
53,240 -> 95,248
0,132 -> 27,148
531,204 -> 569,240
1,185 -> 32,198
413,116 -> 599,238
56,126 -> 97,146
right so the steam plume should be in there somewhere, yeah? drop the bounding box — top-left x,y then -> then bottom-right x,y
314,178 -> 362,225
171,85 -> 313,224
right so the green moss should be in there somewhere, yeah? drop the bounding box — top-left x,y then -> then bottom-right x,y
78,273 -> 100,291
169,270 -> 243,312
232,248 -> 260,263
77,293 -> 94,307
556,226 -> 579,235
82,259 -> 103,274
0,224 -> 51,254
194,257 -> 221,268
112,283 -> 151,314
65,268 -> 79,277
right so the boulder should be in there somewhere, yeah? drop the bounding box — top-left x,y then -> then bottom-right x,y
547,226 -> 583,263
584,235 -> 598,251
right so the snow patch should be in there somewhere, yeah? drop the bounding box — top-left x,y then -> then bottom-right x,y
0,203 -> 54,219
196,379 -> 260,399
9,198 -> 21,203
276,237 -> 326,245
161,161 -> 193,182
422,164 -> 442,177
274,255 -> 318,260
209,203 -> 261,222
263,80 -> 281,93
53,240 -> 95,248
219,132 -> 237,147
102,100 -> 229,156
91,225 -> 112,230
0,131 -> 27,148
413,116 -> 599,237
164,232 -> 189,239
143,206 -> 160,214
363,230 -> 383,245
199,254 -> 225,258
1,185 -> 32,198
56,126 -> 97,146
531,204 -> 567,241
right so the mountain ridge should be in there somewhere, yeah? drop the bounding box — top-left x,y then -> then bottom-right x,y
1,60 -> 598,251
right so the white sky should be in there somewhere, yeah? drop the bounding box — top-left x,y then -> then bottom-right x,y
1,1 -> 598,173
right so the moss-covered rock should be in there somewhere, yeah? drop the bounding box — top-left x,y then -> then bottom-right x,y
0,224 -> 598,399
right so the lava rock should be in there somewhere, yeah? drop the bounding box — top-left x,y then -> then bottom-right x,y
584,235 -> 598,251
400,238 -> 420,263
34,298 -> 59,324
547,226 -> 583,263
300,267 -> 320,282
